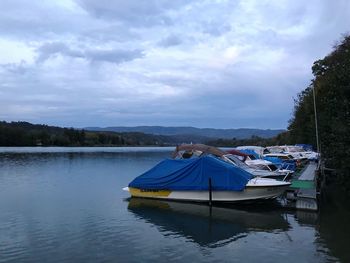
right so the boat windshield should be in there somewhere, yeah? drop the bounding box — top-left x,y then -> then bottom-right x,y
267,147 -> 284,153
248,154 -> 256,160
267,164 -> 278,171
249,164 -> 270,171
263,148 -> 270,154
287,146 -> 305,152
224,154 -> 250,169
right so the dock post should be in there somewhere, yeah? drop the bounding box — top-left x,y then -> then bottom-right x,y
208,178 -> 212,206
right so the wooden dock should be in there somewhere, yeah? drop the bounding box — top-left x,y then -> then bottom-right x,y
286,161 -> 319,211
298,162 -> 318,180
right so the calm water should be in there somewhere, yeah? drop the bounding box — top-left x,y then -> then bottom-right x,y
0,147 -> 349,263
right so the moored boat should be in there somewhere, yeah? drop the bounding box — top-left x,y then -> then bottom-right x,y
173,144 -> 290,180
123,154 -> 290,203
124,178 -> 290,202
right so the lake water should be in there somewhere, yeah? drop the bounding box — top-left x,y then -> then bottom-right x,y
0,147 -> 349,262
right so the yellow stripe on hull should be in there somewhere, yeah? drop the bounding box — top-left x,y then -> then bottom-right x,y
129,187 -> 171,198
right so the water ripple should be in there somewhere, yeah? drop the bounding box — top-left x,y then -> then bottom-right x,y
0,149 -> 344,262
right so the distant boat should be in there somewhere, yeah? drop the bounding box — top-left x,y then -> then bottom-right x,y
174,144 -> 290,180
234,149 -> 294,177
123,149 -> 290,202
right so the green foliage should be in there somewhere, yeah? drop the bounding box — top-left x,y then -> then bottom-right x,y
207,135 -> 279,147
287,34 -> 350,187
0,121 -> 168,147
287,86 -> 317,146
209,35 -> 350,191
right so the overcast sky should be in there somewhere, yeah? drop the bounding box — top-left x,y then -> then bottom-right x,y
0,0 -> 349,129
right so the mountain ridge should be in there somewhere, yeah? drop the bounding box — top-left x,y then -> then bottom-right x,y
85,126 -> 284,139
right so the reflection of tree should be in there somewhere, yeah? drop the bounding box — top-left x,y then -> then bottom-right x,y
317,194 -> 350,262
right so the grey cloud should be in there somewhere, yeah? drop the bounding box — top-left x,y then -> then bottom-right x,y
1,61 -> 30,75
1,0 -> 350,129
0,1 -> 83,40
36,42 -> 84,62
158,35 -> 182,47
85,49 -> 144,63
36,42 -> 144,64
0,1 -> 139,44
80,24 -> 140,43
202,22 -> 231,37
75,0 -> 191,26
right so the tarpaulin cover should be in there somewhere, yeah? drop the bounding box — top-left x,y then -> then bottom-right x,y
128,156 -> 252,191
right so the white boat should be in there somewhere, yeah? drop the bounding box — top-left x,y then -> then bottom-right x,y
266,145 -> 315,161
123,177 -> 290,202
231,147 -> 294,178
282,145 -> 318,160
173,144 -> 288,180
123,145 -> 291,203
235,146 -> 268,158
223,154 -> 289,180
245,159 -> 294,177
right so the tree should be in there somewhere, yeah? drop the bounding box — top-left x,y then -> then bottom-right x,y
288,34 -> 350,188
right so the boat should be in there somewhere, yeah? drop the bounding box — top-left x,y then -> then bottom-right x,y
123,147 -> 291,202
174,144 -> 289,180
236,149 -> 294,177
123,177 -> 290,202
266,145 -> 316,162
235,146 -> 268,158
282,145 -> 319,161
223,153 -> 290,180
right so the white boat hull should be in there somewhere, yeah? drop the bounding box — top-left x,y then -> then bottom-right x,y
123,178 -> 290,202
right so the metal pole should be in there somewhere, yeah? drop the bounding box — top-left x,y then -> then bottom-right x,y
312,85 -> 320,155
208,178 -> 212,206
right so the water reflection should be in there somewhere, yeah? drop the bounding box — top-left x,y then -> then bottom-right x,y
318,203 -> 350,262
0,148 -> 347,262
127,198 -> 290,247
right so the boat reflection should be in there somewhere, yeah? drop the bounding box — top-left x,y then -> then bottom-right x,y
127,198 -> 290,247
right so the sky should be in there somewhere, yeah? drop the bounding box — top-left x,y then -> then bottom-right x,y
0,0 -> 349,129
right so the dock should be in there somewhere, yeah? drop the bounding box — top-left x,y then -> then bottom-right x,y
286,161 -> 319,211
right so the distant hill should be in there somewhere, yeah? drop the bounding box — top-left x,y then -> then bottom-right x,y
0,121 -> 285,146
85,126 -> 284,139
0,121 -> 174,146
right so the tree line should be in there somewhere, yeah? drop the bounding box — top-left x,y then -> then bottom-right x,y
0,121 -> 167,146
287,35 -> 350,189
207,134 -> 288,147
209,35 -> 350,191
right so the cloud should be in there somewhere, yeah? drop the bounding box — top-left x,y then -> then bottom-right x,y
36,42 -> 144,64
36,42 -> 82,62
75,0 -> 191,26
158,35 -> 182,47
86,48 -> 144,63
0,0 -> 349,128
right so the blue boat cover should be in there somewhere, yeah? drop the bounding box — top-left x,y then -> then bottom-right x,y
129,156 -> 252,191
